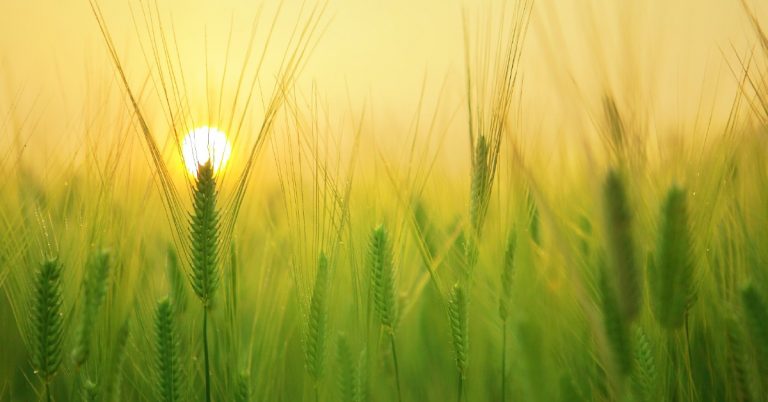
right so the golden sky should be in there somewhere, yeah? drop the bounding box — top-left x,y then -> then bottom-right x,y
0,0 -> 763,163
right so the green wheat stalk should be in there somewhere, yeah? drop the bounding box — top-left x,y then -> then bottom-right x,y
649,186 -> 694,329
235,371 -> 250,402
726,316 -> 753,402
632,327 -> 657,402
72,249 -> 111,366
107,321 -> 130,402
166,247 -> 188,315
336,334 -> 360,402
448,282 -> 469,402
367,224 -> 401,402
598,268 -> 632,378
81,377 -> 98,402
499,231 -> 516,402
188,161 -> 221,402
305,251 -> 330,398
469,135 -> 490,236
30,258 -> 64,402
602,170 -> 640,322
154,297 -> 183,402
741,285 -> 768,389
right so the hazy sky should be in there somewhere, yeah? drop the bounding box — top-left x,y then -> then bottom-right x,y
0,0 -> 763,160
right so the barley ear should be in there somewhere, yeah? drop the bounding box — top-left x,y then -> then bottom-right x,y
448,282 -> 469,378
336,334 -> 359,402
650,186 -> 694,329
368,225 -> 397,330
72,249 -> 111,366
30,258 -> 64,383
632,327 -> 657,402
602,170 -> 640,322
725,316 -> 753,402
598,268 -> 632,377
741,285 -> 768,384
235,371 -> 250,402
305,251 -> 330,381
81,378 -> 98,402
154,297 -> 183,402
189,161 -> 221,308
499,231 -> 517,321
469,135 -> 489,236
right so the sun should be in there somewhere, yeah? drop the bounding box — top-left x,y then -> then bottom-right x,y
181,126 -> 232,177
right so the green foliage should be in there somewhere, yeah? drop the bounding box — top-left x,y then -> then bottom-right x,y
30,258 -> 64,383
650,186 -> 695,329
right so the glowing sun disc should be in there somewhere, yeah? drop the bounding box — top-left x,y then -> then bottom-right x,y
181,126 -> 232,177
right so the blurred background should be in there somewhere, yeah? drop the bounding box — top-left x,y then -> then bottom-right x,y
0,0 -> 763,165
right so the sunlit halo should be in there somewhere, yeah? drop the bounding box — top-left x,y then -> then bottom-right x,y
181,126 -> 232,177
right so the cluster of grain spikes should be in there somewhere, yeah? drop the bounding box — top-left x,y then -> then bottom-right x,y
367,224 -> 401,402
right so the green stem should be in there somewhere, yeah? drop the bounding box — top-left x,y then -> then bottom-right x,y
457,373 -> 464,402
501,320 -> 507,402
204,307 -> 212,402
389,332 -> 402,402
45,381 -> 51,402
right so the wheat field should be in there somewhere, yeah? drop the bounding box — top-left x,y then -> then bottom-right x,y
1,0 -> 768,401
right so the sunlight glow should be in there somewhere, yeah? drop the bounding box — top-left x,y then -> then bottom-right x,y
181,126 -> 232,177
